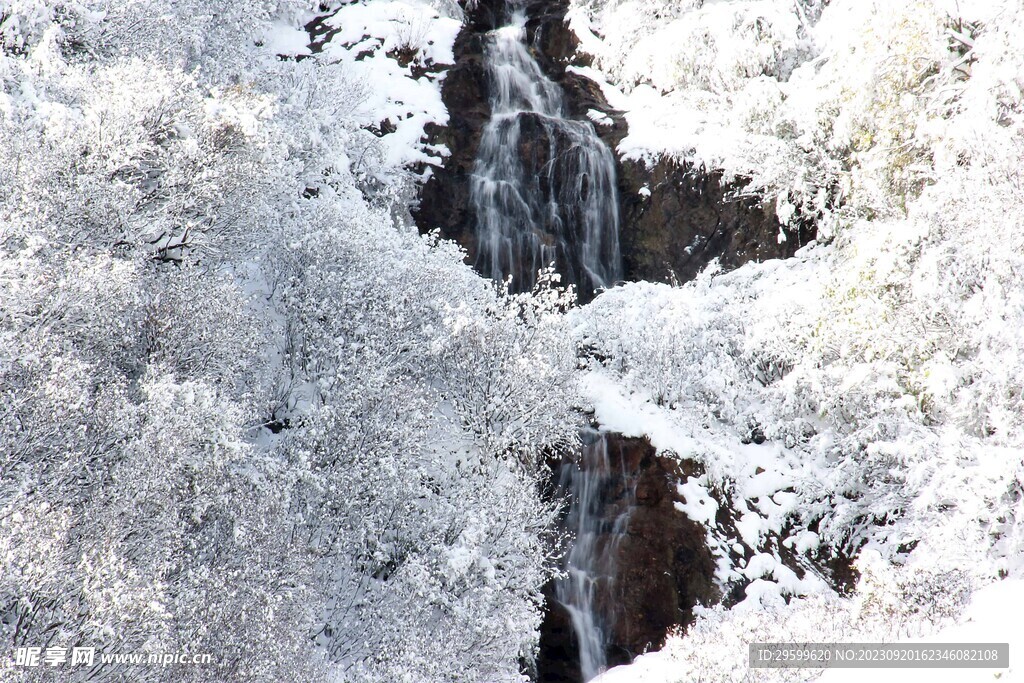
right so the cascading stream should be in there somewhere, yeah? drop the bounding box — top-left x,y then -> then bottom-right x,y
469,3 -> 629,678
470,1 -> 622,297
555,431 -> 637,682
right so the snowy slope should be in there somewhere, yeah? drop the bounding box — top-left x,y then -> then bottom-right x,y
567,0 -> 1024,680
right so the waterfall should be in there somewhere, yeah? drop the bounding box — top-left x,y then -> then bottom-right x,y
555,431 -> 636,681
470,3 -> 622,297
469,4 -> 630,678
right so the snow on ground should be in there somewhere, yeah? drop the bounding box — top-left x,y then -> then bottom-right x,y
317,1 -> 461,169
266,1 -> 462,171
594,564 -> 1022,683
818,579 -> 1024,683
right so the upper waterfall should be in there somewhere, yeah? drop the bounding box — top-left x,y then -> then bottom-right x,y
470,5 -> 622,298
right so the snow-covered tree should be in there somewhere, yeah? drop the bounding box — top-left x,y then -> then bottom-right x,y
3,1 -> 571,681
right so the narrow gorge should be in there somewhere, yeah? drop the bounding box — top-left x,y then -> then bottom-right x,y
413,1 -> 850,680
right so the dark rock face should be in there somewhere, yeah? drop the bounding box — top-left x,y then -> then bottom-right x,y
415,26 -> 490,260
415,0 -> 815,290
617,158 -> 816,284
536,435 -> 717,683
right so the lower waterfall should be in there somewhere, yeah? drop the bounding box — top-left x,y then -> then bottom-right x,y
553,431 -> 637,681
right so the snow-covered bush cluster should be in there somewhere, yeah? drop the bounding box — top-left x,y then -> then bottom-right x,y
569,0 -> 1018,236
1,1 -> 574,681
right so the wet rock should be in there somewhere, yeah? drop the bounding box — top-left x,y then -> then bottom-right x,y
415,31 -> 489,260
604,439 -> 717,660
536,435 -> 717,683
536,593 -> 582,683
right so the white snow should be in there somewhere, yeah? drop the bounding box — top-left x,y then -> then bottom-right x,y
580,371 -> 701,458
264,21 -> 312,58
818,579 -> 1024,683
676,476 -> 718,526
312,1 -> 462,170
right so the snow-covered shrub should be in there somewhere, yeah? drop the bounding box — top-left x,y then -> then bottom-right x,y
0,0 -> 88,54
268,195 -> 572,681
0,260 -> 321,678
432,270 -> 579,464
0,59 -> 280,262
569,0 -> 1021,238
79,0 -> 316,79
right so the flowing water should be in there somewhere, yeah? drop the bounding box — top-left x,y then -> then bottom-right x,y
470,3 -> 622,297
555,431 -> 637,681
470,3 -> 630,678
